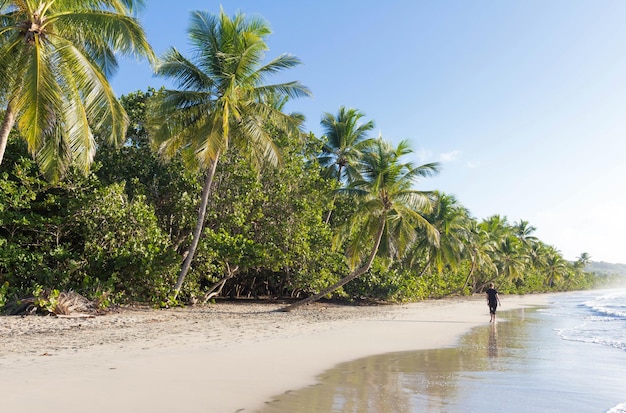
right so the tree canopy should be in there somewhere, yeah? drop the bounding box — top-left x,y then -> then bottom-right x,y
0,0 -> 154,181
0,6 -> 602,313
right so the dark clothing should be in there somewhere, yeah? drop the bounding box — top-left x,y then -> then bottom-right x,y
486,288 -> 499,314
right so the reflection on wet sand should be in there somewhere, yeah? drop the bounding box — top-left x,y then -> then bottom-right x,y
258,309 -> 532,413
488,323 -> 498,358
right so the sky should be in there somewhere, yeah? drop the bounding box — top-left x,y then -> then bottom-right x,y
110,0 -> 626,264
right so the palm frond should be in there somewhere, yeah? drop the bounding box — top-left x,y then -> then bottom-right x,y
13,40 -> 64,155
54,36 -> 128,146
253,81 -> 312,101
49,10 -> 155,70
156,48 -> 215,91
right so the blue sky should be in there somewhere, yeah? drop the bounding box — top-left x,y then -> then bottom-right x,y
110,1 -> 626,264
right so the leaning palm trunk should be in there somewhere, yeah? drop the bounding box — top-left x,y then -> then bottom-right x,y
281,218 -> 385,312
324,164 -> 344,224
0,104 -> 16,166
173,154 -> 220,299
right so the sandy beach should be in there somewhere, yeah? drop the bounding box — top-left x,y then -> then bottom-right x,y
0,294 -> 549,413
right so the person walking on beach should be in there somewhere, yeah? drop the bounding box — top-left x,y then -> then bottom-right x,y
486,283 -> 501,322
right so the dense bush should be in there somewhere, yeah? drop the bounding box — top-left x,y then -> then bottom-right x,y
0,137 -> 179,308
72,183 -> 179,304
0,88 -> 601,311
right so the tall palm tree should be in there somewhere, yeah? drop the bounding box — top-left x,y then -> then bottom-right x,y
476,215 -> 528,288
146,9 -> 311,298
544,246 -> 568,288
460,220 -> 496,293
411,191 -> 470,276
318,106 -> 374,223
480,215 -> 510,240
0,0 -> 154,181
574,252 -> 591,270
318,106 -> 375,182
492,235 -> 527,283
282,138 -> 440,311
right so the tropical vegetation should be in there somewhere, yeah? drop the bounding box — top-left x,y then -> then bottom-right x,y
0,0 -> 154,181
0,7 -> 601,313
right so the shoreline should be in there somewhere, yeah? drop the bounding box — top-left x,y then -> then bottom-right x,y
0,294 -> 552,412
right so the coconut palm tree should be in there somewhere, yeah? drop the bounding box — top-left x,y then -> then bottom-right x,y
282,138 -> 440,311
544,246 -> 568,288
574,252 -> 591,270
514,219 -> 538,247
492,235 -> 527,283
318,106 -> 375,182
460,220 -> 496,293
318,106 -> 375,223
146,9 -> 311,299
475,215 -> 527,288
411,191 -> 470,276
0,0 -> 154,181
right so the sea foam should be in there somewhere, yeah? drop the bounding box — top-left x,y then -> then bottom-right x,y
606,402 -> 626,413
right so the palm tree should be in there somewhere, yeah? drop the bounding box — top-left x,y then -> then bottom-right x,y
570,251 -> 591,288
460,220 -> 496,293
146,9 -> 311,299
476,215 -> 527,288
282,138 -> 440,311
0,0 -> 154,181
514,219 -> 538,247
318,106 -> 374,223
411,191 -> 470,276
574,252 -> 591,270
480,215 -> 510,239
318,106 -> 375,182
544,246 -> 568,288
492,234 -> 527,283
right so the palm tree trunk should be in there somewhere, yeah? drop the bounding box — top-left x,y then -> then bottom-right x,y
0,104 -> 16,166
172,154 -> 220,299
281,217 -> 386,312
455,252 -> 476,294
417,261 -> 431,277
324,194 -> 336,225
324,164 -> 343,225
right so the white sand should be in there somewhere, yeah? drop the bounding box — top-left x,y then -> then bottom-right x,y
0,294 -> 550,412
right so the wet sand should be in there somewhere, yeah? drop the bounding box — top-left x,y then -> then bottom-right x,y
256,300 -> 626,413
257,307 -> 535,413
0,295 -> 550,412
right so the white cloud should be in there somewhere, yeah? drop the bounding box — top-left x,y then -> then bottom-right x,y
439,150 -> 461,162
416,148 -> 434,163
466,161 -> 481,169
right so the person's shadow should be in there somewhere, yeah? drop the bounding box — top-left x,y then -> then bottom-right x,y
488,323 -> 498,358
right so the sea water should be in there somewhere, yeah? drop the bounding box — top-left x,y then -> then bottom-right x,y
258,288 -> 626,413
551,288 -> 626,351
545,288 -> 626,413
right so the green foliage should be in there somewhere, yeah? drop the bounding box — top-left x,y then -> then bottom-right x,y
178,131 -> 344,300
0,0 -> 154,181
32,285 -> 61,314
73,183 -> 179,304
0,87 -> 601,307
0,281 -> 9,311
0,140 -> 90,296
0,134 -> 179,305
95,89 -> 201,251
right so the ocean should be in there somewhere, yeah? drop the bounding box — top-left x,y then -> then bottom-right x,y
258,288 -> 626,413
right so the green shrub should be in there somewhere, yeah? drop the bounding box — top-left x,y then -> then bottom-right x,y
73,183 -> 180,304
